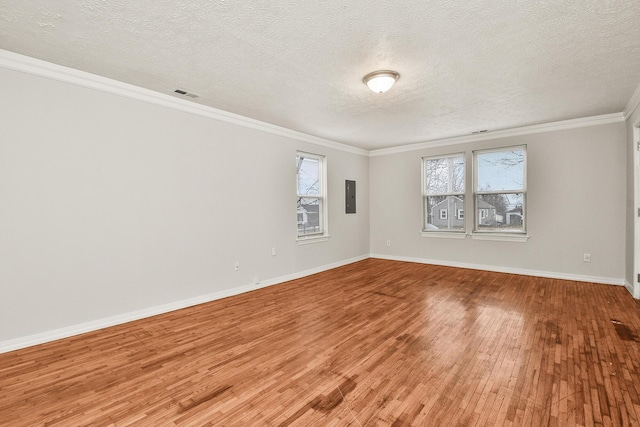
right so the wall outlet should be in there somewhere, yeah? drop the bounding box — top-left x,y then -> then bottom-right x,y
386,240 -> 391,247
271,247 -> 277,256
234,261 -> 240,271
583,253 -> 591,263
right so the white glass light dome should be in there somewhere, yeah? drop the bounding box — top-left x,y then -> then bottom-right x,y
363,70 -> 400,93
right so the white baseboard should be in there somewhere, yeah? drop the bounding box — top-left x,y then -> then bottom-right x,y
624,280 -> 634,295
2,253 -> 631,354
0,255 -> 369,354
624,280 -> 639,298
370,253 -> 627,287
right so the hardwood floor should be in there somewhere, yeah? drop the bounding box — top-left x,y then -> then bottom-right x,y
1,258 -> 640,426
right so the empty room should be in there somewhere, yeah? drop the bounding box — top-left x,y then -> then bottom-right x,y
1,1 -> 640,426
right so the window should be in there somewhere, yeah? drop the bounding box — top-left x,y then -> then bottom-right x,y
422,153 -> 465,232
473,146 -> 526,234
296,152 -> 327,239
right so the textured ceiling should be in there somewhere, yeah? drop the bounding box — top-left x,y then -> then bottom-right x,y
1,1 -> 640,150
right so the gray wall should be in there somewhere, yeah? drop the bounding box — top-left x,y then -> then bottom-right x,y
0,66 -> 370,344
0,54 -> 635,351
370,122 -> 627,282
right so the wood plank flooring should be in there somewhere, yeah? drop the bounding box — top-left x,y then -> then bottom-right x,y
1,259 -> 640,426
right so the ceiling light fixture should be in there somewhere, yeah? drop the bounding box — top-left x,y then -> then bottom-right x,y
363,70 -> 400,93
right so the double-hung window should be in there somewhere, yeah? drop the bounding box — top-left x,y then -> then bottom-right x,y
296,152 -> 327,240
422,153 -> 465,233
473,146 -> 527,237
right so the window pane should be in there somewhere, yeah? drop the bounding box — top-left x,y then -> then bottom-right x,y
425,195 -> 465,231
297,197 -> 322,235
425,154 -> 465,194
297,156 -> 320,196
476,193 -> 524,232
476,149 -> 525,192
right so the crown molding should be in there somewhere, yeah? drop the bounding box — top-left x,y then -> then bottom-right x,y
0,49 -> 368,157
2,49 -> 633,158
370,113 -> 625,157
624,82 -> 640,120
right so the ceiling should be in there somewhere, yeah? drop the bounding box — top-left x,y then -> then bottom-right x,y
1,1 -> 640,150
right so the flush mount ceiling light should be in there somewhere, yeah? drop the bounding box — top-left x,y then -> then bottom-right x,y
363,70 -> 400,93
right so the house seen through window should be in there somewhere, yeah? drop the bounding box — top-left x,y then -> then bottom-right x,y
473,146 -> 526,233
423,153 -> 465,232
296,152 -> 327,238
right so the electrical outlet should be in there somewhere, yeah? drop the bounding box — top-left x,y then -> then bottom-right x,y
386,240 -> 391,247
234,261 -> 240,271
271,247 -> 277,256
583,254 -> 591,263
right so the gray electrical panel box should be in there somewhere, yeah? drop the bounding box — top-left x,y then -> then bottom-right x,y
345,180 -> 356,214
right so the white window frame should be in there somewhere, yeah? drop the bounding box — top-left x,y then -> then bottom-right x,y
296,151 -> 329,244
421,152 -> 466,239
472,145 -> 529,242
440,209 -> 448,220
457,209 -> 464,220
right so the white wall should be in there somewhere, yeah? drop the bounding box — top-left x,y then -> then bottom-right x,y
0,65 -> 370,345
370,122 -> 627,283
626,103 -> 640,296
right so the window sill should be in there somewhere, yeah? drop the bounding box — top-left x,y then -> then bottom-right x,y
420,231 -> 467,239
296,234 -> 330,245
471,233 -> 529,243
